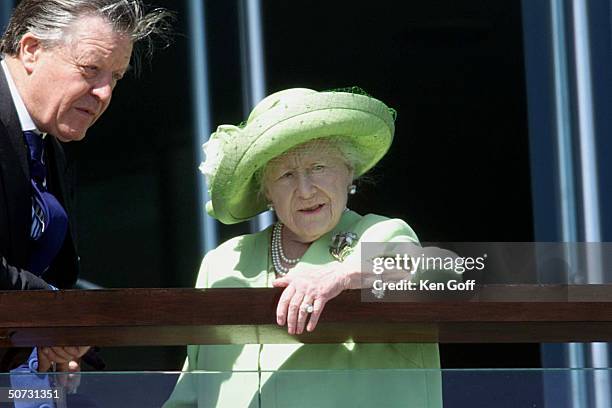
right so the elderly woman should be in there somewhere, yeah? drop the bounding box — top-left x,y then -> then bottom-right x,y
164,88 -> 441,408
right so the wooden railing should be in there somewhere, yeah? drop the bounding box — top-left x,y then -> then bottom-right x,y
1,285 -> 612,346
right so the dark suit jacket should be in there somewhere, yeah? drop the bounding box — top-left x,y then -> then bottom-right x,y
0,64 -> 82,371
0,66 -> 79,289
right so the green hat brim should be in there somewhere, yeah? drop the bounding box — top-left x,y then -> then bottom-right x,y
207,91 -> 394,224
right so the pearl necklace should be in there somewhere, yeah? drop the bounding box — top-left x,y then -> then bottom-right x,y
271,222 -> 301,276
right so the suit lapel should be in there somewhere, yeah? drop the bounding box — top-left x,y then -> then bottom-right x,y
0,64 -> 30,180
0,63 -> 31,265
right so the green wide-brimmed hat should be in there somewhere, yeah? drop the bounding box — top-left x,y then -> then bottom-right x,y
200,87 -> 396,224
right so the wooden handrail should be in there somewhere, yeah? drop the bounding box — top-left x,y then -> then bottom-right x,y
1,285 -> 611,346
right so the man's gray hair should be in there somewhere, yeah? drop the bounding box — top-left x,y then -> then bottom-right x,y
0,0 -> 173,73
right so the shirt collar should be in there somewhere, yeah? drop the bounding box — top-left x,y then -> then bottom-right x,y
1,58 -> 46,138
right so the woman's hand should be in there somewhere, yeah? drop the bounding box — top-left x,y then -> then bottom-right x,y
273,267 -> 357,334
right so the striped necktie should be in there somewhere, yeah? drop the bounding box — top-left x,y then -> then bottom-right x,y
22,131 -> 69,275
23,130 -> 47,240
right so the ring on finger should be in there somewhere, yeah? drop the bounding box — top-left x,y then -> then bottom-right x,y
301,303 -> 314,314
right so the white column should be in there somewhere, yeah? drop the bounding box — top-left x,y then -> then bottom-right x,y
188,0 -> 217,252
571,1 -> 609,407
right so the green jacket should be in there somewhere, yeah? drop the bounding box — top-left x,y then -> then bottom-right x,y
164,211 -> 442,408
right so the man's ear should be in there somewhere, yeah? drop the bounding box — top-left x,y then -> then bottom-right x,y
18,33 -> 42,74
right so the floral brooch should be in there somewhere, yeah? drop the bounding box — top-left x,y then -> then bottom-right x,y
329,232 -> 359,262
